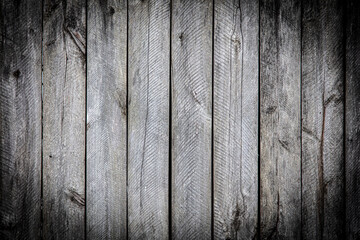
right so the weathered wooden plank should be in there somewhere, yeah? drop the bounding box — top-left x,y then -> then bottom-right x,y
302,0 -> 345,239
213,0 -> 259,239
0,0 -> 42,239
128,0 -> 170,239
42,0 -> 86,239
87,0 -> 127,239
171,0 -> 212,239
260,0 -> 301,238
346,0 -> 360,239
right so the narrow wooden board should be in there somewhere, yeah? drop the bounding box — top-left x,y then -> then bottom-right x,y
346,0 -> 360,239
213,0 -> 259,239
87,0 -> 127,239
171,0 -> 213,239
260,0 -> 301,238
128,0 -> 170,239
302,0 -> 345,239
0,0 -> 42,239
42,0 -> 86,238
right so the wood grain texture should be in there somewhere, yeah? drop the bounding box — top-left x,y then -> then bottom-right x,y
87,0 -> 127,239
260,0 -> 301,239
171,0 -> 213,239
43,0 -> 86,239
0,0 -> 42,239
302,0 -> 345,239
346,0 -> 360,239
213,0 -> 259,239
86,0 -> 127,239
128,0 -> 170,239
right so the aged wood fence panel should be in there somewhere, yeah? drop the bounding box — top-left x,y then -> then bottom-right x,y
43,0 -> 86,239
0,0 -> 42,239
302,0 -> 345,239
1,0 -> 360,239
260,0 -> 301,238
213,0 -> 259,239
171,0 -> 213,239
128,0 -> 170,239
87,0 -> 127,239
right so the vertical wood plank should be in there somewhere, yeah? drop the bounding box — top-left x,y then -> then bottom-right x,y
43,0 -> 86,238
346,0 -> 360,238
87,0 -> 127,239
171,0 -> 213,239
213,0 -> 259,239
302,0 -> 345,239
128,0 -> 170,239
0,0 -> 42,239
260,0 -> 301,238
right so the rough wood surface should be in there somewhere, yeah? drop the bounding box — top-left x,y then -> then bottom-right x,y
128,0 -> 170,239
42,0 -> 86,239
260,0 -> 301,239
302,0 -> 345,239
213,0 -> 259,239
346,0 -> 360,239
171,0 -> 213,239
87,0 -> 127,239
0,0 -> 42,239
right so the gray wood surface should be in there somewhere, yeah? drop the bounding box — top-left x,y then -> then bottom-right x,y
213,0 -> 259,239
87,0 -> 127,239
2,1 -> 360,239
128,0 -> 170,239
0,0 -> 42,239
171,0 -> 213,239
302,0 -> 345,239
346,0 -> 360,238
42,0 -> 86,239
260,0 -> 301,238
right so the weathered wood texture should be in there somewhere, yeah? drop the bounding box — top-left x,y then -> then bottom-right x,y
213,0 -> 259,239
43,0 -> 86,239
128,0 -> 170,239
87,0 -> 127,239
302,0 -> 345,239
0,0 -> 42,239
171,0 -> 213,239
346,0 -> 360,239
3,1 -> 360,239
260,0 -> 301,239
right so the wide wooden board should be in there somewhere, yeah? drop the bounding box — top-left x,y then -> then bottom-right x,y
43,0 -> 86,238
302,0 -> 345,239
213,0 -> 259,239
87,0 -> 127,239
128,0 -> 170,239
0,0 -> 42,238
171,0 -> 213,239
260,0 -> 301,238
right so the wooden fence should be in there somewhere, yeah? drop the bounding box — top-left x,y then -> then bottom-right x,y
1,0 -> 359,239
